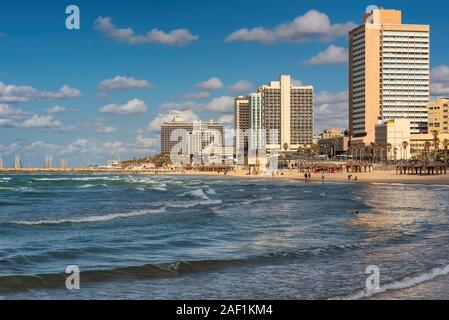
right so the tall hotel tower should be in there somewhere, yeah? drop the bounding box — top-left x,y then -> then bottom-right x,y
235,75 -> 314,154
349,9 -> 430,144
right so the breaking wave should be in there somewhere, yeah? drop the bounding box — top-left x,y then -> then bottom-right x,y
332,264 -> 449,300
181,188 -> 211,201
0,243 -> 369,294
9,208 -> 167,226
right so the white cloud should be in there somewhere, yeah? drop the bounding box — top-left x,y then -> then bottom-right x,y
205,96 -> 234,113
218,114 -> 234,128
147,110 -> 199,131
19,115 -> 62,129
159,96 -> 234,113
99,98 -> 147,115
0,82 -> 81,104
98,76 -> 152,91
183,91 -> 211,99
136,134 -> 159,147
41,85 -> 81,99
314,90 -> 349,132
307,45 -> 348,65
94,16 -> 198,46
45,106 -> 68,114
431,65 -> 449,83
225,10 -> 356,44
197,77 -> 224,90
0,119 -> 15,127
431,65 -> 449,97
228,80 -> 254,93
0,104 -> 25,116
0,104 -> 64,130
95,123 -> 117,133
431,83 -> 449,96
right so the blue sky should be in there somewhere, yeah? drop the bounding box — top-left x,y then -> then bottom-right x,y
1,0 -> 449,167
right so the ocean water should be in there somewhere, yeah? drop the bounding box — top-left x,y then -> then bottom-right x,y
1,173 -> 449,300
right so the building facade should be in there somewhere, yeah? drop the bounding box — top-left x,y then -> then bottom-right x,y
321,128 -> 345,139
234,75 -> 314,158
428,98 -> 449,134
249,93 -> 264,150
259,75 -> 314,150
234,96 -> 250,154
349,9 -> 430,145
375,118 -> 411,160
161,117 -> 225,163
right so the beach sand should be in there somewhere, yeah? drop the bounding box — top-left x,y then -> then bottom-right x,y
162,169 -> 449,185
2,168 -> 449,185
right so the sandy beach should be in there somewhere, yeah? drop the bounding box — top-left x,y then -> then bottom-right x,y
2,167 -> 448,185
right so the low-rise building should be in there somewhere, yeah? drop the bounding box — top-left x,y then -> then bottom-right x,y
428,98 -> 449,134
321,128 -> 344,139
318,135 -> 350,157
375,119 -> 411,160
410,132 -> 449,153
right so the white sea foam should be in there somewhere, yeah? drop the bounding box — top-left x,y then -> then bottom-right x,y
181,189 -> 211,201
332,264 -> 449,300
77,184 -> 108,189
152,186 -> 167,192
34,176 -> 122,182
206,188 -> 216,195
0,178 -> 11,182
167,199 -> 223,208
11,208 -> 167,226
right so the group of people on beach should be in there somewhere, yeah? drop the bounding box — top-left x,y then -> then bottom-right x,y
304,172 -> 312,182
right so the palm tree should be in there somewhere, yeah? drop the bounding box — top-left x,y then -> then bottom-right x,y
309,144 -> 319,158
402,141 -> 409,160
443,139 -> 449,150
443,139 -> 449,160
387,143 -> 393,161
432,130 -> 440,151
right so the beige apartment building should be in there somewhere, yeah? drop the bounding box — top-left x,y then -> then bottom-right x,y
234,96 -> 250,155
160,116 -> 224,158
375,118 -> 411,160
234,75 -> 314,153
349,8 -> 430,145
321,128 -> 344,139
428,98 -> 449,134
260,75 -> 314,150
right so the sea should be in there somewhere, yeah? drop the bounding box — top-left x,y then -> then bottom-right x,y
1,173 -> 449,300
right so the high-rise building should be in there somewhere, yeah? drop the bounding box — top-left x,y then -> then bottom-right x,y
249,93 -> 264,149
160,116 -> 224,161
234,96 -> 250,155
234,75 -> 314,157
428,98 -> 449,134
349,8 -> 430,145
259,75 -> 314,150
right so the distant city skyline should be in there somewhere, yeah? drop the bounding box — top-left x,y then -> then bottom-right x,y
1,0 -> 449,166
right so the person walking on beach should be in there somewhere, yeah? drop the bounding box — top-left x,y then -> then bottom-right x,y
304,172 -> 308,183
321,172 -> 325,183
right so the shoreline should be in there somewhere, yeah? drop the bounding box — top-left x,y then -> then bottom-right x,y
1,168 -> 449,185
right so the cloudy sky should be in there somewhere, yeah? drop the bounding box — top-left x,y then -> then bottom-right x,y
1,0 -> 449,167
